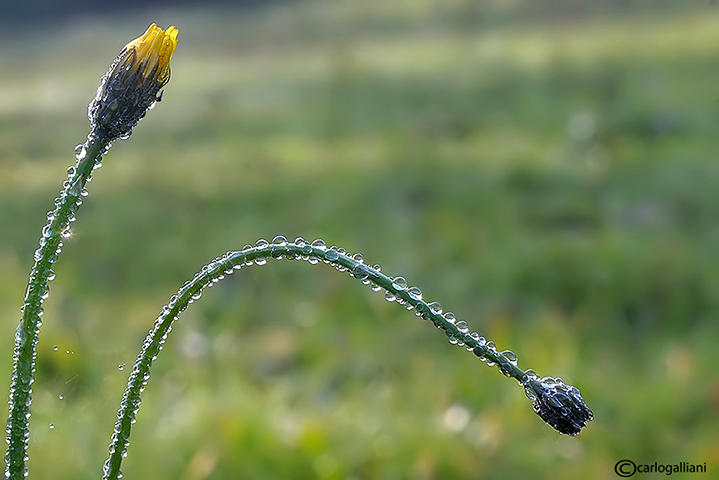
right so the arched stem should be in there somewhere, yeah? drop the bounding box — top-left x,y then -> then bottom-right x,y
102,236 -> 593,480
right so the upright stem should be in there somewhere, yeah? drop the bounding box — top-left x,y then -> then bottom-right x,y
5,135 -> 110,480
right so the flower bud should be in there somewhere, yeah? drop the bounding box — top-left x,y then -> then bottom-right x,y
88,23 -> 178,141
524,376 -> 593,436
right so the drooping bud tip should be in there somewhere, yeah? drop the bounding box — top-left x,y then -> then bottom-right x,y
523,372 -> 593,436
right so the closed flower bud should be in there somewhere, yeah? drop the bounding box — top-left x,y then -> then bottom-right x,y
88,23 -> 178,141
524,376 -> 593,436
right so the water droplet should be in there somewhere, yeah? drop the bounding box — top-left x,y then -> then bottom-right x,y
501,350 -> 518,365
67,166 -> 76,177
118,363 -> 126,371
415,302 -> 430,319
351,264 -> 369,281
456,320 -> 469,333
524,386 -> 537,401
384,290 -> 396,302
53,345 -> 58,352
391,276 -> 407,290
523,369 -> 540,383
352,252 -> 364,263
325,248 -> 339,261
428,302 -> 442,315
58,395 -> 64,400
49,424 -> 54,430
499,362 -> 513,376
74,144 -> 86,160
268,234 -> 286,246
407,286 -> 422,301
311,238 -> 326,250
443,312 -> 456,324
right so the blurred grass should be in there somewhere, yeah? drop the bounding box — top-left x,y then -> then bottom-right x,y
1,1 -> 719,478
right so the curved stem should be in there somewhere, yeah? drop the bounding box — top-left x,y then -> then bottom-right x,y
5,136 -> 111,480
103,236 -> 593,480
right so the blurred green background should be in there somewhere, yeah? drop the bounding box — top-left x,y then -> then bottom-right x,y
1,1 -> 718,478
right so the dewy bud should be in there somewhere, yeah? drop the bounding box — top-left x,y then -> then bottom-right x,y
88,23 -> 178,141
524,376 -> 593,436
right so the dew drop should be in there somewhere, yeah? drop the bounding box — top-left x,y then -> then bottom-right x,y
58,395 -> 64,400
118,363 -> 125,371
311,238 -> 326,250
351,264 -> 369,281
499,362 -> 514,376
523,369 -> 540,383
428,302 -> 442,315
52,345 -> 58,352
391,276 -> 407,290
501,350 -> 518,365
384,290 -> 396,302
49,424 -> 54,430
415,302 -> 430,319
455,320 -> 469,333
407,286 -> 423,301
271,235 -> 288,246
74,144 -> 86,161
325,248 -> 339,261
524,386 -> 537,401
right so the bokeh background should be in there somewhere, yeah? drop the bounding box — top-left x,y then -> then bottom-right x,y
1,1 -> 718,478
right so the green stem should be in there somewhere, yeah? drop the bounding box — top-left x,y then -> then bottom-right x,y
104,236 -> 591,480
5,135 -> 110,480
